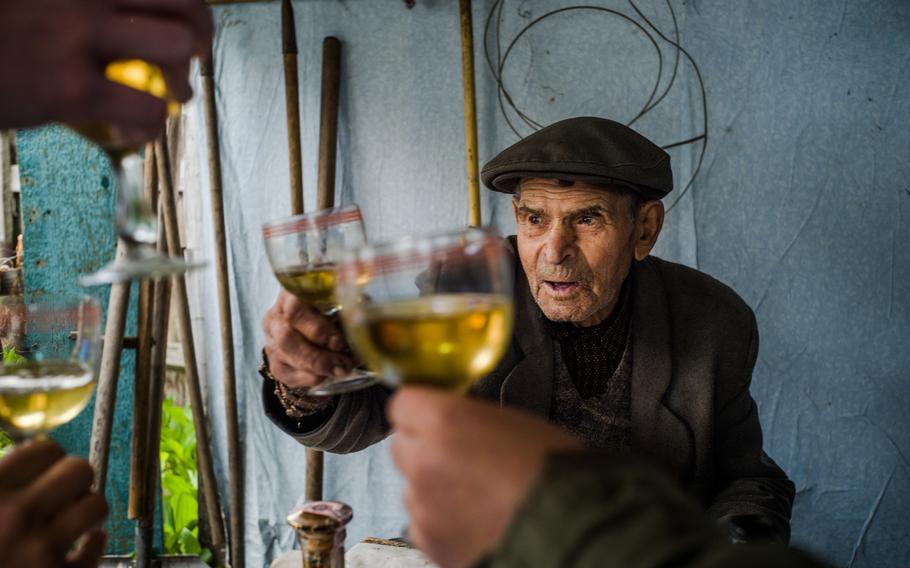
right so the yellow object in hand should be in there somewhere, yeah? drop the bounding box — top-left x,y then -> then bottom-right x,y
106,59 -> 180,116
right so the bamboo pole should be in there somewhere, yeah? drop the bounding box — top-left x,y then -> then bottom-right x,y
283,0 -> 305,215
128,144 -> 157,519
458,0 -> 482,227
316,37 -> 341,211
88,239 -> 130,493
157,134 -> 228,552
201,51 -> 245,568
135,206 -> 171,568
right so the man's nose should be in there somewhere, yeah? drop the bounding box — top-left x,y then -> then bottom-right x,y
543,224 -> 576,265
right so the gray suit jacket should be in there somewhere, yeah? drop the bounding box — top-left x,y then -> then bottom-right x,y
263,239 -> 795,542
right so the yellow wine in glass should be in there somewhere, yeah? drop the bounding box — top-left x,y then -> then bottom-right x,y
0,361 -> 95,436
337,228 -> 515,392
348,294 -> 513,392
274,264 -> 339,314
73,60 -> 179,159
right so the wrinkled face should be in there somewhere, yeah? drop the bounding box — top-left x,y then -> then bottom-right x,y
513,178 -> 648,326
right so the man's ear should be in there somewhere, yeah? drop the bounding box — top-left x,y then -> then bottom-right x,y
634,200 -> 664,261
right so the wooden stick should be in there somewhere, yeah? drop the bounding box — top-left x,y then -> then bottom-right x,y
128,144 -> 157,519
305,35 -> 343,503
458,0 -> 482,227
157,134 -> 228,550
305,449 -> 324,501
88,239 -> 130,493
201,51 -> 245,568
136,205 -> 172,568
316,37 -> 341,211
283,0 -> 305,215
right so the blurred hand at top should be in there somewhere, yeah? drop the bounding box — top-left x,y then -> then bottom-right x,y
0,0 -> 213,137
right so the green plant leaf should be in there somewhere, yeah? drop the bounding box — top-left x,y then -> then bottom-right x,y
0,428 -> 12,457
3,346 -> 26,364
159,398 -> 203,558
173,493 -> 199,534
177,527 -> 202,555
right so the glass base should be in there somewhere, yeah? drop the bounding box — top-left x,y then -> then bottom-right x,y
79,245 -> 204,286
307,370 -> 378,396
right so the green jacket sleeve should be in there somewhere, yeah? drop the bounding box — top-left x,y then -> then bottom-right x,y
481,453 -> 822,568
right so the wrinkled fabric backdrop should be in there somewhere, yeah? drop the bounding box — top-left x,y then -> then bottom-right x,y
180,1 -> 910,566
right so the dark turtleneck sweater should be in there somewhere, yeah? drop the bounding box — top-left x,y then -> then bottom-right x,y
546,274 -> 633,451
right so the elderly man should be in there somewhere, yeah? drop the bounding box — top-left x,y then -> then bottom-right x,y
259,116 -> 794,542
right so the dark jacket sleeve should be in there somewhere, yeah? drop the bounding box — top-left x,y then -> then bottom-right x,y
262,379 -> 393,454
481,453 -> 820,568
707,308 -> 795,543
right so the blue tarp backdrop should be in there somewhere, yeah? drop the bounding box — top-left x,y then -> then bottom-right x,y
18,1 -> 908,566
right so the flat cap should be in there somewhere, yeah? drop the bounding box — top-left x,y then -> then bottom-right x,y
481,116 -> 672,199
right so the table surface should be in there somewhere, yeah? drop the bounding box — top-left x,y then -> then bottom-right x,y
272,542 -> 438,568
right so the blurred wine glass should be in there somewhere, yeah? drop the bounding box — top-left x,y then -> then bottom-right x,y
0,295 -> 102,443
335,227 -> 514,393
77,60 -> 200,286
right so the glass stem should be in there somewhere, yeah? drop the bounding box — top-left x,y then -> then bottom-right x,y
113,153 -> 158,246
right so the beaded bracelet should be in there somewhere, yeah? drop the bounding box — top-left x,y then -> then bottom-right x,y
259,350 -> 334,419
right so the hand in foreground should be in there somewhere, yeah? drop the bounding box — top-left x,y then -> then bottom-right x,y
387,388 -> 583,568
0,439 -> 109,568
0,0 -> 213,133
262,290 -> 355,389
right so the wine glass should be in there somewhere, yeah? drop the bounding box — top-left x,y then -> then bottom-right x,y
0,296 -> 102,443
334,227 -> 514,392
262,205 -> 377,396
76,60 -> 200,286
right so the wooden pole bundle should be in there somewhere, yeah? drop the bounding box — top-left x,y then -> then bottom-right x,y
201,51 -> 245,568
458,0 -> 482,227
128,143 -> 157,518
157,131 -> 228,554
283,0 -> 305,215
88,245 -> 130,492
136,200 -> 172,568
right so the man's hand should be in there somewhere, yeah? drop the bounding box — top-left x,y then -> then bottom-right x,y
0,439 -> 109,568
262,290 -> 356,389
387,388 -> 583,568
0,0 -> 213,133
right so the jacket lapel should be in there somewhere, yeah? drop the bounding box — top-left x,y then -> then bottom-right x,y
631,257 -> 693,481
495,244 -> 694,479
498,238 -> 554,418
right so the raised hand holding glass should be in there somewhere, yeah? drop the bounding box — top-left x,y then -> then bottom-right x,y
263,205 -> 377,395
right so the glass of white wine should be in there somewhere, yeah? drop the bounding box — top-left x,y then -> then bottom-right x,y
263,205 -> 377,395
335,227 -> 514,393
0,296 -> 102,443
77,60 -> 200,286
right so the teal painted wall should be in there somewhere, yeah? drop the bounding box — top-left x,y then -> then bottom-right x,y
16,126 -> 146,554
